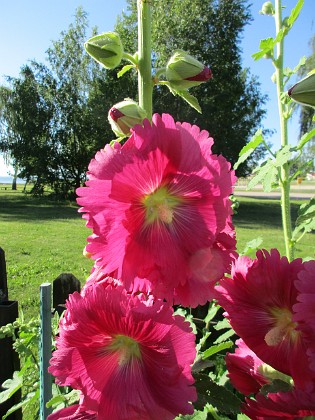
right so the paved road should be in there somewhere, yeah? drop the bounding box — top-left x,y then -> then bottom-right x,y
234,185 -> 314,201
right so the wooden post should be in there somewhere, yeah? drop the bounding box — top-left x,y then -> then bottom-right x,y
52,273 -> 80,315
0,247 -> 8,301
0,248 -> 21,419
39,283 -> 52,420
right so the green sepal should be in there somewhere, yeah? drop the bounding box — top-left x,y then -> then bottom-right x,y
117,64 -> 135,78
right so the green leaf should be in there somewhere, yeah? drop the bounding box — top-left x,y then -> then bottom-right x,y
296,198 -> 315,226
296,127 -> 315,150
2,390 -> 40,420
214,328 -> 235,344
287,0 -> 304,27
162,82 -> 202,113
262,165 -> 278,192
176,410 -> 208,419
204,303 -> 220,324
274,145 -> 292,167
234,129 -> 263,169
194,374 -> 242,414
117,64 -> 135,78
252,37 -> 275,60
176,90 -> 202,113
295,198 -> 315,230
252,30 -> 285,61
0,372 -> 23,404
260,379 -> 293,396
247,160 -> 277,191
241,236 -> 263,256
46,394 -> 66,408
202,341 -> 233,359
214,318 -> 230,331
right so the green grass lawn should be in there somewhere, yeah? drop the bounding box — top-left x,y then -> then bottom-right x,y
0,188 -> 314,319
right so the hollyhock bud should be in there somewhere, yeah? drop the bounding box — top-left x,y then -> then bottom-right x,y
288,72 -> 315,107
108,99 -> 147,137
259,2 -> 275,16
84,32 -> 123,69
166,50 -> 212,90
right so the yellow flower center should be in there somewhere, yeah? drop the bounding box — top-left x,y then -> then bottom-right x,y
108,334 -> 141,366
265,307 -> 299,347
142,186 -> 181,225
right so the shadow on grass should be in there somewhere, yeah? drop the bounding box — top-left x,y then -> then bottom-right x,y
234,197 -> 302,230
0,191 -> 309,227
0,192 -> 80,221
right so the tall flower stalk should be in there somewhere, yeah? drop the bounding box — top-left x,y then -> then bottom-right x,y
274,0 -> 294,261
137,0 -> 153,119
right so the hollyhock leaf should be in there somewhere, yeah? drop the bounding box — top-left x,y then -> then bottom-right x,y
194,374 -> 242,414
175,409 -> 208,419
234,129 -> 263,169
247,159 -> 274,189
176,90 -> 202,113
252,37 -> 276,61
202,341 -> 233,359
241,237 -> 264,256
214,328 -> 235,344
287,0 -> 304,28
191,358 -> 214,374
260,379 -> 293,396
0,372 -> 22,404
296,198 -> 315,226
296,127 -> 315,150
274,145 -> 292,167
261,165 -> 278,192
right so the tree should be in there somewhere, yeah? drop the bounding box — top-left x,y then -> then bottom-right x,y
0,66 -> 53,191
115,0 -> 267,175
0,8 -> 116,197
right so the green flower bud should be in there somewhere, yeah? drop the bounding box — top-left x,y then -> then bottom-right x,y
108,99 -> 147,137
259,2 -> 275,15
85,32 -> 123,69
288,71 -> 315,107
166,50 -> 212,90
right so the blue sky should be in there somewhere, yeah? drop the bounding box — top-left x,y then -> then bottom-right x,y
0,0 -> 314,176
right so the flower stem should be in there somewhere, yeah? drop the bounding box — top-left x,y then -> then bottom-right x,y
274,0 -> 294,261
137,0 -> 153,119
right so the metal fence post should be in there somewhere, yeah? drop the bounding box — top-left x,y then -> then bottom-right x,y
0,247 -> 21,419
39,283 -> 52,419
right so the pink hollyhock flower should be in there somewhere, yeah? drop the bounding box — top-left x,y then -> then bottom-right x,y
77,113 -> 236,307
226,339 -> 270,395
49,280 -> 197,419
293,260 -> 315,374
48,404 -> 96,419
242,384 -> 315,419
81,264 -> 152,298
215,249 -> 315,389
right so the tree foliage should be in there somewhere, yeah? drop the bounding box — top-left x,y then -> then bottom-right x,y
0,1 -> 268,196
0,8 -> 113,197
